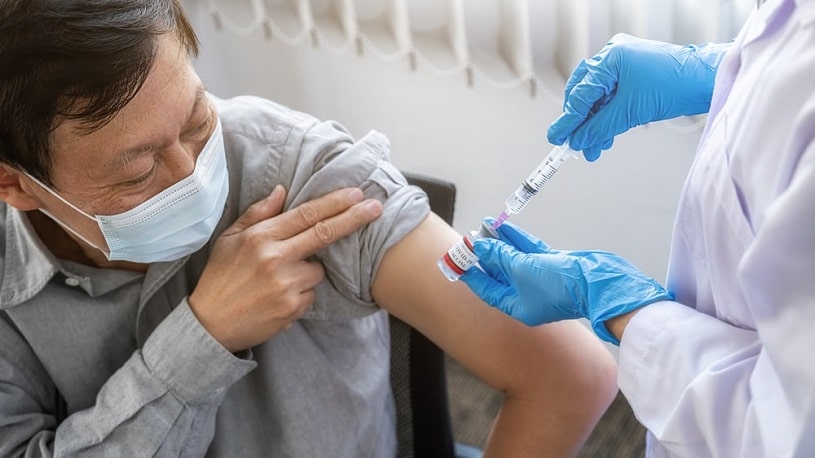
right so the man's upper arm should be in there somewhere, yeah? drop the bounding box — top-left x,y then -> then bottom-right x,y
273,117 -> 431,320
371,212 -> 607,393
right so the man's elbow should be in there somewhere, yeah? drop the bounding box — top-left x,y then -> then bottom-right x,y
507,321 -> 619,430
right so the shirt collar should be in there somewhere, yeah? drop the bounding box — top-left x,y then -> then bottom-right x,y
1,206 -> 59,308
1,206 -> 143,309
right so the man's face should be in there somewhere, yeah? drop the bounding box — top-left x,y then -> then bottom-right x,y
20,34 -> 217,253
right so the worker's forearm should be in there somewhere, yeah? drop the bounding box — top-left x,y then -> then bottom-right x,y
605,308 -> 644,342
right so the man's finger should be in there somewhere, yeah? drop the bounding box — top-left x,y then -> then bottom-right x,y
223,185 -> 287,236
262,187 -> 366,240
289,260 -> 326,292
285,198 -> 383,259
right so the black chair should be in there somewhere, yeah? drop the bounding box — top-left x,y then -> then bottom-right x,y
390,172 -> 482,458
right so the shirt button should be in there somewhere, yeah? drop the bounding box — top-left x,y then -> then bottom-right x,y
65,277 -> 81,287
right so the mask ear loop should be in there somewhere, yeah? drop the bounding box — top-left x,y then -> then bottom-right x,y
37,208 -> 110,257
24,173 -> 111,258
24,174 -> 98,220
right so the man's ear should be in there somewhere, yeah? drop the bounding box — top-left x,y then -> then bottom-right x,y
0,164 -> 43,211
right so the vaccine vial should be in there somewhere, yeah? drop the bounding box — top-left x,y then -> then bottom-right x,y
437,220 -> 499,281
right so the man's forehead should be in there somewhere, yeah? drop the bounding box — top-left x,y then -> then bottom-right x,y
54,37 -> 195,134
48,37 -> 203,184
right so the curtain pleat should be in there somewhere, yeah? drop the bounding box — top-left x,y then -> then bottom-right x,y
205,0 -> 753,99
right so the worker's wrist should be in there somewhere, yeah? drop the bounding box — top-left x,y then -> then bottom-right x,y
604,308 -> 645,343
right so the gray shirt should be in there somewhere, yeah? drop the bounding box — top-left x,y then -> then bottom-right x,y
0,95 -> 429,457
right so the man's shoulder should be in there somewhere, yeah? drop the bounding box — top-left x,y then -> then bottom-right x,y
210,94 -> 318,148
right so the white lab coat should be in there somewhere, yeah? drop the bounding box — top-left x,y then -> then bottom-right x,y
617,0 -> 815,456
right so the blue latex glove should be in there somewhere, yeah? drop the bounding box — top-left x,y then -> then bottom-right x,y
460,221 -> 674,344
548,33 -> 732,162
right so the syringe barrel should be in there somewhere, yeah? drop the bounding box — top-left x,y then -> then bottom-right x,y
503,144 -> 578,214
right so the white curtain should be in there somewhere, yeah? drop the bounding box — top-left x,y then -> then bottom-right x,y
206,0 -> 754,98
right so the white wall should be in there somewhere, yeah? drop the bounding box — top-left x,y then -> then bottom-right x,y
182,0 -> 750,281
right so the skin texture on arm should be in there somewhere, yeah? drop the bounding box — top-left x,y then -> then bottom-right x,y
372,213 -> 618,457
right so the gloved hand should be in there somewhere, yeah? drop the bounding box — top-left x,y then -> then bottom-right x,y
548,33 -> 732,162
460,221 -> 674,344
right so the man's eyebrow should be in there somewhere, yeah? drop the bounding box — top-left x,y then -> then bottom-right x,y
185,85 -> 207,126
117,85 -> 207,164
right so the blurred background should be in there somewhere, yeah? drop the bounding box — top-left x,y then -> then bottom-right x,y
179,0 -> 754,454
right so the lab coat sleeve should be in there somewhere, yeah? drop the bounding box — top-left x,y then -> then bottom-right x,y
0,300 -> 256,457
617,138 -> 815,457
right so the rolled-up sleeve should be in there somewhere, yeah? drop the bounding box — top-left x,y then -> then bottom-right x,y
284,121 -> 430,320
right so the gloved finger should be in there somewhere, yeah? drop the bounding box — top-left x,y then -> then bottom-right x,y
577,93 -> 614,162
470,237 -> 522,278
468,239 -> 512,285
570,94 -> 635,153
547,111 -> 583,147
460,256 -> 531,323
582,144 -> 602,162
583,138 -> 615,161
459,263 -> 513,309
548,56 -> 618,146
571,249 -> 643,271
548,60 -> 601,144
562,60 -> 589,111
494,222 -> 553,254
482,216 -> 498,230
590,91 -> 614,116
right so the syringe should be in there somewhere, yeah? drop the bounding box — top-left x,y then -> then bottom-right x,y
490,144 -> 579,230
437,143 -> 578,281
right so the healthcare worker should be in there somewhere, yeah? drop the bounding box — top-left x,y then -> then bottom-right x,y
461,0 -> 815,456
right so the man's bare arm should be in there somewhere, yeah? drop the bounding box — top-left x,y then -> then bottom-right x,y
372,213 -> 618,457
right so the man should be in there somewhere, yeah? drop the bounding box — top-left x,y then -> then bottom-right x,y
0,1 -> 617,456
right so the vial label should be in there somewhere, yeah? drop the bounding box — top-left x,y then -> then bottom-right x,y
441,235 -> 478,275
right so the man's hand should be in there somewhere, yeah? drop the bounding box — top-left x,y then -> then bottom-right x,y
189,185 -> 383,352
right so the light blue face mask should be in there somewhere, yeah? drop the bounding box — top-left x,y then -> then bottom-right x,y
29,119 -> 229,263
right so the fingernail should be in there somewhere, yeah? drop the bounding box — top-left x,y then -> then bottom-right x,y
270,184 -> 284,199
347,188 -> 364,202
363,199 -> 382,214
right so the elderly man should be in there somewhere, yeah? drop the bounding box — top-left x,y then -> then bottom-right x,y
0,1 -> 617,456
